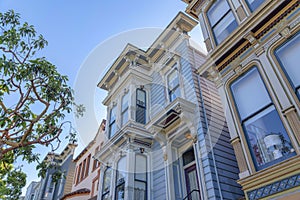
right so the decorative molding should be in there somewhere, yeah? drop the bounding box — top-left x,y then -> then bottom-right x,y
247,173 -> 300,200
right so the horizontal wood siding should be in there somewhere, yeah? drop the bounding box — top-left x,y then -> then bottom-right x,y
152,141 -> 166,200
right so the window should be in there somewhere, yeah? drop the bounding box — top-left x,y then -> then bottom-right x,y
109,105 -> 117,138
136,89 -> 146,124
207,0 -> 238,45
245,0 -> 265,12
121,93 -> 129,126
102,167 -> 112,200
115,157 -> 126,200
85,154 -> 91,178
134,154 -> 147,200
275,33 -> 300,100
81,159 -> 86,180
230,67 -> 295,170
76,163 -> 82,184
93,147 -> 100,171
167,69 -> 180,102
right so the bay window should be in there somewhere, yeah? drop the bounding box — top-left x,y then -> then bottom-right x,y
134,154 -> 147,200
245,0 -> 265,12
167,69 -> 180,102
115,157 -> 126,200
109,105 -> 117,138
121,93 -> 129,126
207,0 -> 238,45
136,89 -> 146,124
102,167 -> 112,200
275,33 -> 300,100
230,67 -> 295,170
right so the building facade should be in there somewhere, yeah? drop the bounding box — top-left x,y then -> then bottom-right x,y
183,0 -> 300,199
24,181 -> 40,200
35,143 -> 77,200
61,120 -> 106,200
95,12 -> 244,200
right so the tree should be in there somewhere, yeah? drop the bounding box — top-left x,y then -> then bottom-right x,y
0,10 -> 83,198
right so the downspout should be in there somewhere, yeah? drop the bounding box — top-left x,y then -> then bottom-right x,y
193,48 -> 223,200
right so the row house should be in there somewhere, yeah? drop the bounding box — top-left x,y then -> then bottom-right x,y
61,120 -> 106,200
183,0 -> 300,199
35,143 -> 77,200
95,12 -> 244,200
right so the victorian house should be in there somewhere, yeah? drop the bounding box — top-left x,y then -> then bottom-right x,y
182,0 -> 300,199
35,143 -> 77,200
61,120 -> 106,200
95,12 -> 244,200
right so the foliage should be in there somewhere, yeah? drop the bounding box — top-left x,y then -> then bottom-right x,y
0,10 -> 83,199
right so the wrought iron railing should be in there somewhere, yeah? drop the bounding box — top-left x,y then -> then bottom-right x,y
182,189 -> 201,200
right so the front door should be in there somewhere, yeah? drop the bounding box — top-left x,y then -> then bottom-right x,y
184,164 -> 200,200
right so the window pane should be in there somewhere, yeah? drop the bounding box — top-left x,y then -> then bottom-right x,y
115,183 -> 125,200
213,12 -> 238,45
168,70 -> 179,90
117,157 -> 127,184
134,181 -> 146,200
244,105 -> 295,169
110,123 -> 117,137
136,106 -> 146,124
231,68 -> 271,120
275,33 -> 300,92
135,155 -> 147,181
169,87 -> 181,102
121,110 -> 128,126
137,89 -> 146,107
122,93 -> 129,112
207,0 -> 230,26
110,106 -> 117,122
246,0 -> 265,12
182,149 -> 195,166
102,168 -> 112,195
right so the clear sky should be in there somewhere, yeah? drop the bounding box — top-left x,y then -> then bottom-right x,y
0,0 -> 205,195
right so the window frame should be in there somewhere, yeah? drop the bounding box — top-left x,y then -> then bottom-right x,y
115,157 -> 127,200
102,167 -> 112,200
274,32 -> 300,101
136,88 -> 147,124
134,154 -> 147,200
109,105 -> 117,138
167,68 -> 181,102
229,66 -> 295,170
121,92 -> 129,126
244,0 -> 265,12
206,0 -> 238,45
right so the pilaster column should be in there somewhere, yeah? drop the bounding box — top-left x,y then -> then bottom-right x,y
231,137 -> 250,179
162,144 -> 175,200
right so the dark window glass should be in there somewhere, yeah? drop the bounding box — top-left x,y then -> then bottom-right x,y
183,148 -> 195,166
207,0 -> 238,45
109,106 -> 117,138
102,167 -> 112,200
136,89 -> 146,124
115,157 -> 126,200
121,93 -> 129,125
231,67 -> 295,170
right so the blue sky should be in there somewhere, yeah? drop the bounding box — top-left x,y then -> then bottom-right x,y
0,0 -> 205,195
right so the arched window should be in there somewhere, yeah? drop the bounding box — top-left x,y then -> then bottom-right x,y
275,33 -> 300,101
121,93 -> 129,126
102,167 -> 112,200
136,89 -> 146,124
109,105 -> 117,138
207,0 -> 238,45
230,67 -> 295,170
115,157 -> 126,200
134,154 -> 147,200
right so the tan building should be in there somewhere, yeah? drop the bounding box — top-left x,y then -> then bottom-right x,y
61,120 -> 106,200
183,0 -> 300,199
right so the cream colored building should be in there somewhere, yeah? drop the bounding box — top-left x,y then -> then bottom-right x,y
61,120 -> 106,200
183,0 -> 300,199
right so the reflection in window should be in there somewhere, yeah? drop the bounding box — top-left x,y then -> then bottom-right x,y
109,105 -> 117,138
134,154 -> 147,200
136,89 -> 146,124
207,0 -> 238,45
275,33 -> 300,100
231,67 -> 295,170
115,157 -> 126,200
245,0 -> 265,12
102,167 -> 112,200
121,93 -> 129,126
167,69 -> 180,102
